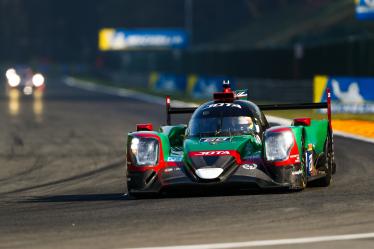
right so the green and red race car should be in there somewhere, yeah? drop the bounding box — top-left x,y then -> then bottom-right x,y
125,81 -> 336,196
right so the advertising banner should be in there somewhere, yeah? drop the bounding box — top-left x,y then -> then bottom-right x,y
187,75 -> 235,99
356,0 -> 374,20
149,72 -> 187,93
99,28 -> 188,51
314,75 -> 374,113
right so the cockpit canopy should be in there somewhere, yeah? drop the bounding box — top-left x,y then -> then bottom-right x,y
187,100 -> 267,137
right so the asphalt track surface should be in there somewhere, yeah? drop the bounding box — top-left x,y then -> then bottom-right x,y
0,77 -> 373,249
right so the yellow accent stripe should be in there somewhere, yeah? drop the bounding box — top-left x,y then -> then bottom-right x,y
313,75 -> 329,103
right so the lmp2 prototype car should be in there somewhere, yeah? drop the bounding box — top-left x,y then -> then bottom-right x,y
125,81 -> 336,196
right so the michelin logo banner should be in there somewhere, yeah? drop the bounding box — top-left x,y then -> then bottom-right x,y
314,75 -> 374,113
356,0 -> 374,20
99,28 -> 188,51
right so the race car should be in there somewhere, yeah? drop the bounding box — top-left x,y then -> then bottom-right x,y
5,67 -> 45,95
125,81 -> 336,196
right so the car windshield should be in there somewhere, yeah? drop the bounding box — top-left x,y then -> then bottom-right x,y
188,116 -> 258,137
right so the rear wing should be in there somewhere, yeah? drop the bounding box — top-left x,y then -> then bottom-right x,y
166,88 -> 332,128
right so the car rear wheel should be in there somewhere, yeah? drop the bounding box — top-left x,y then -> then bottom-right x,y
314,132 -> 332,187
300,134 -> 307,189
292,133 -> 307,190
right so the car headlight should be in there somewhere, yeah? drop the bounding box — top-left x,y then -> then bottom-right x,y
5,68 -> 16,79
32,73 -> 45,87
129,137 -> 159,166
265,131 -> 294,161
7,73 -> 21,87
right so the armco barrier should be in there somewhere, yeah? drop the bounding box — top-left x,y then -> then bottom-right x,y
237,78 -> 312,103
108,71 -> 313,102
147,72 -> 312,102
149,73 -> 236,99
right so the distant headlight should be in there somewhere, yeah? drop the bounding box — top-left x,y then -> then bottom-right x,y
32,73 -> 45,87
23,86 -> 33,95
7,73 -> 21,87
129,137 -> 159,166
265,130 -> 294,161
5,68 -> 16,79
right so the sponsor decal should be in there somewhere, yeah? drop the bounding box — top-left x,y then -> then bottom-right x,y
235,89 -> 248,100
204,103 -> 242,109
167,156 -> 183,162
291,170 -> 303,175
242,164 -> 258,170
306,145 -> 315,176
290,154 -> 300,163
236,91 -> 247,98
199,137 -> 230,143
190,151 -> 230,156
164,167 -> 182,173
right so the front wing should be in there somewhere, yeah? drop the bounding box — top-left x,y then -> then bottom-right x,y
127,160 -> 304,194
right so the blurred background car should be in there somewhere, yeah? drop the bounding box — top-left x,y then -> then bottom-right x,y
5,66 -> 45,95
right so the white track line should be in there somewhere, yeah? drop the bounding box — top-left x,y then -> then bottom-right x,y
124,232 -> 374,249
64,77 -> 374,144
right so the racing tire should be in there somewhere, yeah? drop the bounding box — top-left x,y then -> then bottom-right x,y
331,132 -> 337,175
313,132 -> 333,187
292,133 -> 307,191
299,133 -> 307,190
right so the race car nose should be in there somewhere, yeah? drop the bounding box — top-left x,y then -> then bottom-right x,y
187,152 -> 237,181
